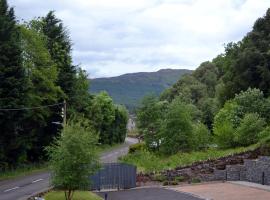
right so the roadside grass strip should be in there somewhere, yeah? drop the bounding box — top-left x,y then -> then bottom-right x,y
44,190 -> 102,200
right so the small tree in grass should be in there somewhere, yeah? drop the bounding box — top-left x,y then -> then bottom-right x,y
46,120 -> 100,200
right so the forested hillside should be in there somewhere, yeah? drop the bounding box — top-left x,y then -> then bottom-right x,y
0,0 -> 128,170
135,8 -> 270,155
90,69 -> 191,111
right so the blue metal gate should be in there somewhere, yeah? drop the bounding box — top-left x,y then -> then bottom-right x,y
90,163 -> 136,190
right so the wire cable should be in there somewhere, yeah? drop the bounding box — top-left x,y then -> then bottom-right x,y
0,102 -> 64,111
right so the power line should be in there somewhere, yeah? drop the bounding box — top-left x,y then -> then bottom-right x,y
0,102 -> 65,111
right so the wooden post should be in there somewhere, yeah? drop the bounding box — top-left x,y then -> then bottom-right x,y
63,100 -> 67,125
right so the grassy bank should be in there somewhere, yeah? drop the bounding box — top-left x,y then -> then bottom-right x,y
44,191 -> 102,200
0,163 -> 48,181
120,144 -> 258,172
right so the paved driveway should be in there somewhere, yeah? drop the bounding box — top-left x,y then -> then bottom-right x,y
97,187 -> 203,200
174,182 -> 270,200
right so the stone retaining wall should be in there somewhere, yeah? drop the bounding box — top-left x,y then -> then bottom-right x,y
213,156 -> 270,185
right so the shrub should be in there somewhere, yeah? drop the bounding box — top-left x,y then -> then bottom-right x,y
160,99 -> 194,154
214,120 -> 236,148
46,120 -> 99,200
153,173 -> 167,182
192,123 -> 211,150
259,126 -> 270,140
235,113 -> 266,146
162,180 -> 178,186
128,143 -> 145,154
191,178 -> 201,183
175,176 -> 185,182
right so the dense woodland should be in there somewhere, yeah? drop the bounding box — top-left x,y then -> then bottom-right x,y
0,0 -> 128,169
137,8 -> 270,155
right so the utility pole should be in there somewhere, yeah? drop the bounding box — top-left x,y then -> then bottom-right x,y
63,100 -> 67,125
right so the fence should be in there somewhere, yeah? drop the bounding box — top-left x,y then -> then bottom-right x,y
90,163 -> 137,190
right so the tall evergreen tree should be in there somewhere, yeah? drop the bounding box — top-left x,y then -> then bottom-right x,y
41,11 -> 77,107
0,0 -> 28,167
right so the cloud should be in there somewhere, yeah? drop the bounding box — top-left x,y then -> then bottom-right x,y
9,0 -> 270,77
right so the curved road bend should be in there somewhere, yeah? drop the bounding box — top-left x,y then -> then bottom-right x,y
0,137 -> 138,200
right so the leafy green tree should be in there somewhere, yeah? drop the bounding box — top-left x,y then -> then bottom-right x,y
20,24 -> 64,161
235,113 -> 266,146
137,95 -> 168,151
89,92 -> 115,144
160,98 -> 193,154
213,101 -> 242,148
111,105 -> 128,143
192,123 -> 211,150
197,97 -> 219,129
46,120 -> 99,200
193,61 -> 218,97
221,9 -> 270,100
0,0 -> 28,167
234,88 -> 270,121
213,120 -> 235,149
213,88 -> 270,148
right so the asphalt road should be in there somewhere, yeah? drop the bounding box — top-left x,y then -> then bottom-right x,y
97,188 -> 203,200
0,137 -> 138,200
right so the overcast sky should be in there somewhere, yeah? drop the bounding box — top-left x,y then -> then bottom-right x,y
9,0 -> 270,78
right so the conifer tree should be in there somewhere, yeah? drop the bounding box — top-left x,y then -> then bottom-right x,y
0,0 -> 28,167
41,11 -> 77,106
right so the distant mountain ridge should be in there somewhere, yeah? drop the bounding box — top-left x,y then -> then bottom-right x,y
89,69 -> 192,110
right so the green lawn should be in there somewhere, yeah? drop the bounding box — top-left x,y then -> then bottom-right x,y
44,191 -> 102,200
120,144 -> 258,172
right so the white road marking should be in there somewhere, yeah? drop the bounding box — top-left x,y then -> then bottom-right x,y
32,178 -> 43,183
4,186 -> 20,192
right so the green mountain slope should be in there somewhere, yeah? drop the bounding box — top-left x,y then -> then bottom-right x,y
89,69 -> 192,110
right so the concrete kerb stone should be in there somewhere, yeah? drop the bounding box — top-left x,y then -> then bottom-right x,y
25,187 -> 53,200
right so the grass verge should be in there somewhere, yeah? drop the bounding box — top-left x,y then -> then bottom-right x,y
120,144 -> 258,172
0,142 -> 123,181
0,163 -> 48,181
44,190 -> 102,200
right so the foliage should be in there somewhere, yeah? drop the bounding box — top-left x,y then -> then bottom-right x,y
111,105 -> 128,143
0,163 -> 47,181
20,24 -> 64,161
191,178 -> 201,183
89,92 -> 115,144
213,121 -> 235,149
128,143 -> 145,154
41,11 -> 76,106
192,123 -> 211,150
121,145 -> 258,173
175,176 -> 185,182
235,113 -> 266,146
214,88 -> 270,148
153,173 -> 167,182
159,99 -> 194,154
259,126 -> 270,141
0,0 -> 28,168
0,4 -> 129,170
46,120 -> 99,200
136,95 -> 168,151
